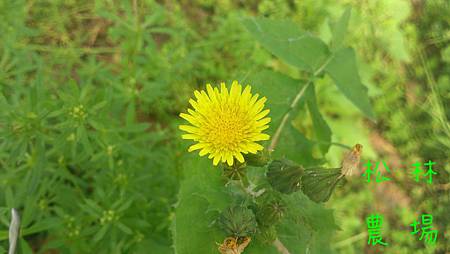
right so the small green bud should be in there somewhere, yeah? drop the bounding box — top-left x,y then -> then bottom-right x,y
256,200 -> 286,227
267,159 -> 304,194
217,205 -> 257,237
222,162 -> 247,181
244,149 -> 271,167
257,226 -> 277,245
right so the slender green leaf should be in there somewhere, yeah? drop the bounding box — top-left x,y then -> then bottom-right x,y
329,7 -> 351,49
306,85 -> 332,154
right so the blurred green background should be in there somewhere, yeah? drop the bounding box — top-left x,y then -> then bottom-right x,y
0,0 -> 448,253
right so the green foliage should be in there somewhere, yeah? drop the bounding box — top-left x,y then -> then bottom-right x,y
173,8 -> 374,253
324,48 -> 374,119
242,17 -> 331,72
329,6 -> 351,49
0,0 -> 447,253
172,157 -> 230,254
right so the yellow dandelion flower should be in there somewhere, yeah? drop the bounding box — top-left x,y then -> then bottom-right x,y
179,81 -> 271,166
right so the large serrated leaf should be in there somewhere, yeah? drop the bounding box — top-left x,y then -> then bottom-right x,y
172,156 -> 231,254
276,192 -> 338,254
242,17 -> 330,72
325,48 -> 374,119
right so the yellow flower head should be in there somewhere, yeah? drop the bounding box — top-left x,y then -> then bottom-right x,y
179,81 -> 271,166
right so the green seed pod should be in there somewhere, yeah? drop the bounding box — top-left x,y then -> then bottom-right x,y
301,167 -> 342,203
217,205 -> 257,237
244,149 -> 271,167
257,226 -> 277,245
267,159 -> 304,194
256,200 -> 286,227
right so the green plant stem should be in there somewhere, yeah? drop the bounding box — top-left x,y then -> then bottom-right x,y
268,55 -> 333,152
273,238 -> 291,254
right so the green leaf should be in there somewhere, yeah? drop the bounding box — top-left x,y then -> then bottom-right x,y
94,224 -> 110,242
20,238 -> 33,254
244,241 -> 278,253
172,156 -> 232,254
247,69 -> 302,136
242,17 -> 330,72
276,192 -> 338,254
273,124 -> 323,167
329,6 -> 351,49
325,48 -> 374,119
117,222 -> 133,235
22,218 -> 60,236
248,70 -> 332,158
306,85 -> 332,154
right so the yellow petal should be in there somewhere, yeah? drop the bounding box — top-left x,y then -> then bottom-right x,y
199,148 -> 210,156
188,143 -> 206,152
226,154 -> 234,166
252,133 -> 270,141
256,117 -> 271,127
213,155 -> 221,165
180,113 -> 200,126
235,152 -> 244,163
181,134 -> 198,140
254,109 -> 270,120
179,125 -> 200,134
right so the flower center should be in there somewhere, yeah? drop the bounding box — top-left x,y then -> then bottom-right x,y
204,106 -> 250,151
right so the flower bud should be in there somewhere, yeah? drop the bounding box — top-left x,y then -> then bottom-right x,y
301,167 -> 342,203
256,200 -> 286,227
244,149 -> 271,167
257,226 -> 277,245
217,205 -> 257,237
222,162 -> 247,181
267,159 -> 304,194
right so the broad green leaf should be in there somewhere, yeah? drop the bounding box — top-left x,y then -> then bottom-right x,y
273,124 -> 323,167
242,17 -> 330,72
325,48 -> 374,119
136,238 -> 173,254
277,192 -> 338,254
244,240 -> 278,253
329,7 -> 351,49
172,156 -> 232,254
